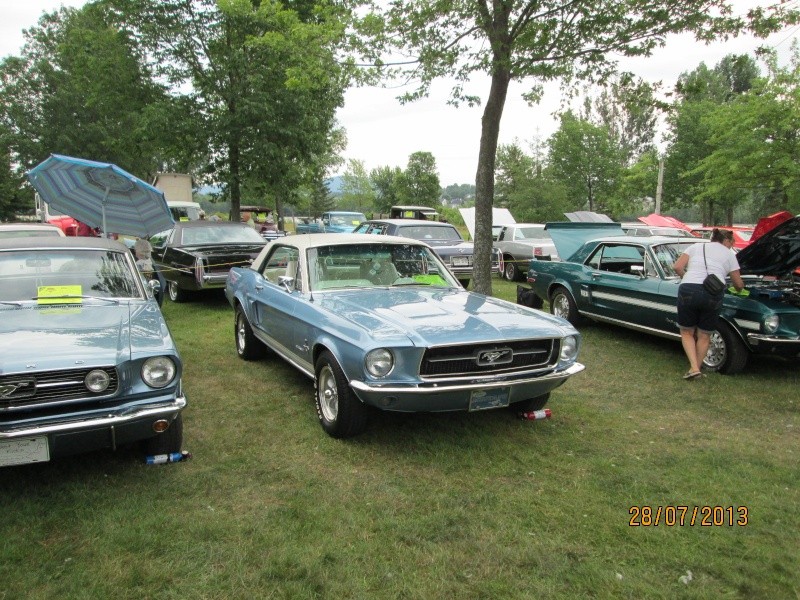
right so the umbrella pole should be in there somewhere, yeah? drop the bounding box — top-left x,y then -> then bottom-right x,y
102,187 -> 109,237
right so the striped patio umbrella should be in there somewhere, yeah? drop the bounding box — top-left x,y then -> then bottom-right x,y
27,154 -> 175,238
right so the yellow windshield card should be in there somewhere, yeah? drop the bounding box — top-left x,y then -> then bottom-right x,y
37,285 -> 83,304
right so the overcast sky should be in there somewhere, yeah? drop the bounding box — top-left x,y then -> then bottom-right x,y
2,0 -> 797,184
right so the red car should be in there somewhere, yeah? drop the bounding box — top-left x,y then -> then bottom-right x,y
690,226 -> 754,250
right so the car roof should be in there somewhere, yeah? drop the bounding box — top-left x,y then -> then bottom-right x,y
0,236 -> 129,251
173,220 -> 252,229
274,232 -> 431,250
364,219 -> 454,227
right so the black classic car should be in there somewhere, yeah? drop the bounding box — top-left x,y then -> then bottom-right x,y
524,218 -> 800,374
150,221 -> 266,302
352,219 -> 500,287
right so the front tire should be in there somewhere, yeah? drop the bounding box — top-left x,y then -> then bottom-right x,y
704,321 -> 748,374
235,306 -> 265,360
314,351 -> 368,438
549,286 -> 580,325
141,414 -> 183,456
511,393 -> 550,413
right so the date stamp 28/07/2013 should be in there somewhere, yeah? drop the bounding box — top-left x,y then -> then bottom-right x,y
629,506 -> 748,527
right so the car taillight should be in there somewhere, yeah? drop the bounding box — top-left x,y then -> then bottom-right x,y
533,247 -> 543,257
195,258 -> 205,284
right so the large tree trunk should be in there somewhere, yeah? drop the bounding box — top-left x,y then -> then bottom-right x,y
473,67 -> 511,296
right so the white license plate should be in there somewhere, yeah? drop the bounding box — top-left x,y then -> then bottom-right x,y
0,436 -> 50,467
452,257 -> 470,267
469,387 -> 510,411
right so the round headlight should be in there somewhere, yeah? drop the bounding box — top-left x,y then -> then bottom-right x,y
365,348 -> 394,378
142,357 -> 177,388
85,369 -> 111,393
560,335 -> 579,362
763,314 -> 779,334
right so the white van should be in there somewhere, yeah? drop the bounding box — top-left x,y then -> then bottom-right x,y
167,200 -> 203,222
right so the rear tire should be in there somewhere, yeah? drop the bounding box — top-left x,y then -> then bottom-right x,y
503,259 -> 521,281
314,351 -> 368,438
168,281 -> 189,303
549,286 -> 580,325
235,306 -> 265,360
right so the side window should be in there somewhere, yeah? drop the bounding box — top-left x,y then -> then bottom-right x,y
586,246 -> 602,270
260,246 -> 300,286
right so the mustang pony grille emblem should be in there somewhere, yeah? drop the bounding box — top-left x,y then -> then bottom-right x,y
476,348 -> 513,366
0,380 -> 36,399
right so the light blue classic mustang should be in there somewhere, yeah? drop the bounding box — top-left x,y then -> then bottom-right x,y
225,233 -> 584,438
0,237 -> 185,467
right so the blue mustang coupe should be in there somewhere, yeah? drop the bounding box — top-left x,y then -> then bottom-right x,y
225,233 -> 584,438
524,219 -> 800,374
0,237 -> 186,467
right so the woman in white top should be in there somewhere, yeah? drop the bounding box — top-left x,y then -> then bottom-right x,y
672,228 -> 745,379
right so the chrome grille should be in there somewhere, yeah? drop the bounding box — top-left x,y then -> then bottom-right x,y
0,367 -> 119,410
420,340 -> 558,378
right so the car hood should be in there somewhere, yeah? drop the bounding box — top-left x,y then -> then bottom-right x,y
318,288 -> 574,346
638,213 -> 691,230
544,222 -> 626,261
736,215 -> 800,277
0,302 -> 175,373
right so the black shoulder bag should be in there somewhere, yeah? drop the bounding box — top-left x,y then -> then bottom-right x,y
702,245 -> 725,295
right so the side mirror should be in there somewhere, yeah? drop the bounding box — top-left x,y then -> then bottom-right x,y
148,278 -> 161,295
278,275 -> 295,292
630,265 -> 646,278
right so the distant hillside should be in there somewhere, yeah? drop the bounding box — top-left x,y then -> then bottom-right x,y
325,176 -> 344,195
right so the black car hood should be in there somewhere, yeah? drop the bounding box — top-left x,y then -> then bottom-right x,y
737,216 -> 800,277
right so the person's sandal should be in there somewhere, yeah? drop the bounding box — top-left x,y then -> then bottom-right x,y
683,371 -> 703,380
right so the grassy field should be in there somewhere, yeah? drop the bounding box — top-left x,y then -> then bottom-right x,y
1,279 -> 798,599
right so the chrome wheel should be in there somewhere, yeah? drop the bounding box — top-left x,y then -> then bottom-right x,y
317,364 -> 338,422
552,293 -> 570,319
704,331 -> 727,370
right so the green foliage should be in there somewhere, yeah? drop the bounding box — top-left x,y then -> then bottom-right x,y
106,0 -> 348,221
690,46 -> 800,216
548,112 -> 625,215
495,142 -> 570,222
441,183 -> 475,203
396,151 -> 441,206
0,4 -> 173,180
369,165 -> 403,213
340,158 -> 375,212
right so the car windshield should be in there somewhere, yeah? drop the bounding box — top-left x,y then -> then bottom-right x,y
652,241 -> 697,277
397,225 -> 462,241
330,213 -> 366,227
0,249 -> 141,302
307,243 -> 459,290
180,225 -> 265,245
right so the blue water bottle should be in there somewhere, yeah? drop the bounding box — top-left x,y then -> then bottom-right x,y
145,450 -> 190,464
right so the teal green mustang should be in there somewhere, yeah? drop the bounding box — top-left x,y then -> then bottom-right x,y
524,219 -> 800,374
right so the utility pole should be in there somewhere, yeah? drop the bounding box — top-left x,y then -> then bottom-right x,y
654,157 -> 665,214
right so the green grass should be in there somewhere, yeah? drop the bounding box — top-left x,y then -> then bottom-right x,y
1,279 -> 798,599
